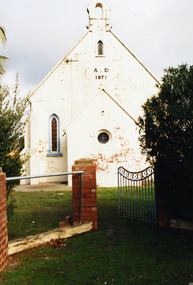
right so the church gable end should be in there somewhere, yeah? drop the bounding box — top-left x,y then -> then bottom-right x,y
23,0 -> 158,186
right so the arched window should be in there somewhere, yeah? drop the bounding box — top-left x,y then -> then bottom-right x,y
98,40 -> 103,55
51,117 -> 57,152
47,114 -> 62,157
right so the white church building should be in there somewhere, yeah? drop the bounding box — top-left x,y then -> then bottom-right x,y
23,0 -> 159,186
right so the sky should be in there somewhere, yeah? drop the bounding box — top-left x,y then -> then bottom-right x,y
1,0 -> 193,97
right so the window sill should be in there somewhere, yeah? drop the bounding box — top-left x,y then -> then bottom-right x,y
95,55 -> 105,58
47,153 -> 63,157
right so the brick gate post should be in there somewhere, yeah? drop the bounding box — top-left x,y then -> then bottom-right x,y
72,159 -> 97,230
0,168 -> 8,273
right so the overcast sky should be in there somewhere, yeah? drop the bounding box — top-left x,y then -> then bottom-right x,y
1,0 -> 193,96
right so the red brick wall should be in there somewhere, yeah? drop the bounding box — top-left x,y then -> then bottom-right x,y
72,159 -> 97,230
0,168 -> 8,273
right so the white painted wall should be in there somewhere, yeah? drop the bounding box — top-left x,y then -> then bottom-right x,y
23,0 -> 158,186
66,90 -> 148,187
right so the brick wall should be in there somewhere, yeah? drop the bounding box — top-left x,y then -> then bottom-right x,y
72,159 -> 97,230
0,168 -> 8,273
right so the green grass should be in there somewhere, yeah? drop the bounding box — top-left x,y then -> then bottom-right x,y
8,191 -> 73,240
118,186 -> 156,222
2,187 -> 193,285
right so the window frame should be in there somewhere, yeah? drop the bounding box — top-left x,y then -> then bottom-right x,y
97,129 -> 112,144
47,113 -> 62,157
97,40 -> 103,55
96,40 -> 105,57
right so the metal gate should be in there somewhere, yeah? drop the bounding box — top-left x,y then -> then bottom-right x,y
118,166 -> 157,224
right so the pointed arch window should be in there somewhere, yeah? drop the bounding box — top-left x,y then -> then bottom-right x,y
47,114 -> 62,157
51,117 -> 57,151
97,40 -> 103,55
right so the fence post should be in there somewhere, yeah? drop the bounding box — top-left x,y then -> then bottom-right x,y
0,168 -> 8,273
72,159 -> 97,230
154,165 -> 170,227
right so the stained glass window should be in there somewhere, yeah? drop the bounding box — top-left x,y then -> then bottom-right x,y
51,117 -> 57,152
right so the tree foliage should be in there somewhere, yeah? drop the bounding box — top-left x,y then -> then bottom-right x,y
0,76 -> 29,219
0,75 -> 29,178
138,64 -> 193,221
0,24 -> 28,219
0,25 -> 8,75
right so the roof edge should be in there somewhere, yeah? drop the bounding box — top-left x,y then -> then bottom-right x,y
109,30 -> 160,86
64,88 -> 137,132
101,89 -> 138,124
29,30 -> 90,99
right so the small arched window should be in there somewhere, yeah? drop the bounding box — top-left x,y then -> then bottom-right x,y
98,40 -> 103,55
51,117 -> 57,152
47,114 -> 62,157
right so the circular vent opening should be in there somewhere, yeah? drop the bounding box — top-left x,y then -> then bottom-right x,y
98,131 -> 110,144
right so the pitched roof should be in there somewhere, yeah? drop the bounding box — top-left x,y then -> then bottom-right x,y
29,30 -> 90,99
29,28 -> 160,100
109,30 -> 160,85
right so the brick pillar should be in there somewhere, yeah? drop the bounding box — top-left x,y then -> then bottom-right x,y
0,168 -> 8,273
72,159 -> 97,230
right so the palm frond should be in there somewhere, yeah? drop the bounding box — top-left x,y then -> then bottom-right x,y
0,55 -> 8,75
0,26 -> 7,46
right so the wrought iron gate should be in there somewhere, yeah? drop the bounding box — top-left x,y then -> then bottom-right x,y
118,166 -> 157,224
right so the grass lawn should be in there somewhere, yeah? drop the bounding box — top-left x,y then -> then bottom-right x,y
118,185 -> 156,223
1,188 -> 193,284
8,190 -> 73,240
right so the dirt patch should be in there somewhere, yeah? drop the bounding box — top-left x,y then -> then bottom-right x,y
5,239 -> 67,273
4,256 -> 22,272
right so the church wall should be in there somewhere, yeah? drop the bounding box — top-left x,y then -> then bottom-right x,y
25,98 -> 68,182
23,1 -> 158,186
63,30 -> 158,122
66,92 -> 147,187
29,29 -> 157,124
